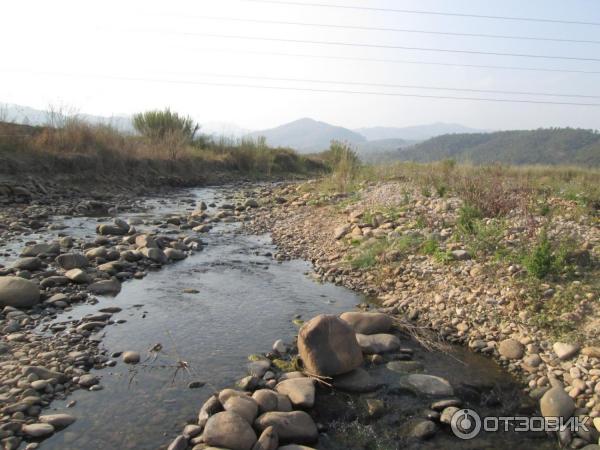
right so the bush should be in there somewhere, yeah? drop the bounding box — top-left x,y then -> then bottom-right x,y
132,108 -> 199,142
322,141 -> 360,192
523,229 -> 555,279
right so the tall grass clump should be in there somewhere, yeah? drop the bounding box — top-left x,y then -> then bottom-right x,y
322,140 -> 360,192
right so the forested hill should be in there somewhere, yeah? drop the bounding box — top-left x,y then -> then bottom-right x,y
397,128 -> 600,166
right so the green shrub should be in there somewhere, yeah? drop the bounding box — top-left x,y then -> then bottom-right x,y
523,229 -> 555,279
457,204 -> 482,235
132,108 -> 199,142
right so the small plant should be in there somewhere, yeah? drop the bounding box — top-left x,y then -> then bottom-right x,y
457,204 -> 482,235
523,229 -> 555,279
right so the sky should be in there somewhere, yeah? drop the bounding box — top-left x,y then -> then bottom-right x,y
1,0 -> 600,132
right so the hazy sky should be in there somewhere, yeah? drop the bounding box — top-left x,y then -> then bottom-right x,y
1,0 -> 600,131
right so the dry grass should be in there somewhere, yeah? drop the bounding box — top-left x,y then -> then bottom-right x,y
0,120 -> 325,185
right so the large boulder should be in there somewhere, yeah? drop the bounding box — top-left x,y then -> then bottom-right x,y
203,411 -> 257,450
540,387 -> 575,419
0,277 -> 40,308
297,314 -> 363,377
55,253 -> 89,270
254,411 -> 318,444
339,312 -> 392,334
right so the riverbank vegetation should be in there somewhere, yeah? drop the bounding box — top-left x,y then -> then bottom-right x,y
0,111 -> 326,187
303,144 -> 599,342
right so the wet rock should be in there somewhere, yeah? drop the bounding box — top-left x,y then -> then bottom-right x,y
97,223 -> 128,236
440,406 -> 460,424
273,339 -> 289,354
332,368 -> 379,393
88,278 -> 121,296
356,333 -> 400,354
0,276 -> 40,308
203,411 -> 257,450
55,253 -> 89,270
167,435 -> 187,450
22,423 -> 54,438
39,414 -> 76,429
275,378 -> 315,409
122,351 -> 140,364
386,360 -> 424,374
78,374 -> 99,388
254,411 -> 318,444
297,314 -> 363,377
339,312 -> 392,334
401,374 -> 454,396
253,425 -> 278,450
164,248 -> 186,261
540,386 -> 575,419
408,419 -> 437,440
141,247 -> 168,264
248,360 -> 272,378
21,242 -> 60,257
366,398 -> 385,417
12,257 -> 42,271
498,339 -> 525,359
553,342 -> 580,360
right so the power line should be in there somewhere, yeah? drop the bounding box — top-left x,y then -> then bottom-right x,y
183,46 -> 600,75
171,15 -> 600,45
237,0 -> 600,27
4,69 -> 600,107
121,70 -> 600,99
149,31 -> 600,63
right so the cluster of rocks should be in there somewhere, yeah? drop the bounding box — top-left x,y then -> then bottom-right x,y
243,181 -> 600,448
166,311 -> 471,449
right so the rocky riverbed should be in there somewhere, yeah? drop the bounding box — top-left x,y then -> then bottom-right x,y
0,181 -> 595,449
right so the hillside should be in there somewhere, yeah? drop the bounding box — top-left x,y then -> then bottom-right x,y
249,118 -> 366,153
356,122 -> 486,141
397,128 -> 600,166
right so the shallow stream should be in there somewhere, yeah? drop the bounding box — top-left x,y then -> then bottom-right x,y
3,187 -> 556,450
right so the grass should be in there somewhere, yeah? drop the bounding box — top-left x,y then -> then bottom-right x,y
349,234 -> 423,269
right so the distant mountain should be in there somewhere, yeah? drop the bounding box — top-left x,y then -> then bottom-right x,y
396,128 -> 600,166
356,123 -> 487,141
355,138 -> 416,163
249,118 -> 366,153
202,121 -> 250,138
0,103 -> 133,132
